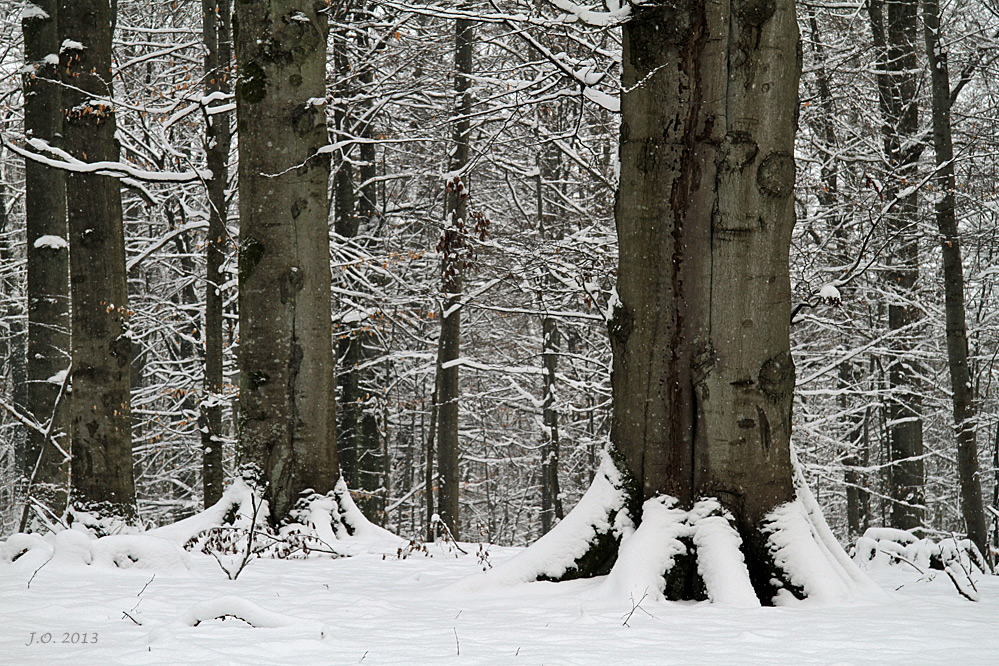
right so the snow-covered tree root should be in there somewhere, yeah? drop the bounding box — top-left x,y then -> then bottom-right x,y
150,477 -> 401,558
177,596 -> 326,636
460,450 -> 883,606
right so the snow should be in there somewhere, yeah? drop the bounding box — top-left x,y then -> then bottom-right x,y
33,235 -> 68,250
601,496 -> 687,603
3,528 -> 191,572
3,531 -> 999,664
21,4 -> 49,20
818,283 -> 841,303
177,595 -> 326,636
454,452 -> 633,590
45,369 -> 68,385
690,500 -> 760,607
549,0 -> 631,26
60,40 -> 84,52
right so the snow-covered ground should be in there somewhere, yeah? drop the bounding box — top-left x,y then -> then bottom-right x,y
1,536 -> 996,665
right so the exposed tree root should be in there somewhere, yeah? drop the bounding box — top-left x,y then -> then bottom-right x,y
454,452 -> 638,590
466,450 -> 882,605
150,477 -> 401,558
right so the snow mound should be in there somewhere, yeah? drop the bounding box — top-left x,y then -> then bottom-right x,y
178,595 -> 326,636
453,452 -> 633,592
602,497 -> 759,606
766,500 -> 860,603
90,535 -> 192,571
33,234 -> 68,250
690,500 -> 759,606
1,532 -> 53,566
853,528 -> 988,575
149,478 -> 262,545
2,528 -> 191,571
601,496 -> 687,602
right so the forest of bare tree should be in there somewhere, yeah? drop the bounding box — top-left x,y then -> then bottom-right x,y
0,0 -> 997,571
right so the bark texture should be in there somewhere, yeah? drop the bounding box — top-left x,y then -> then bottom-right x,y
495,0 -> 818,604
609,0 -> 800,599
234,0 -> 338,525
921,0 -> 988,558
60,0 -> 137,527
23,0 -> 70,516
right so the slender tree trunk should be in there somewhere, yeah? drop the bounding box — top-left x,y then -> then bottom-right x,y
537,145 -> 563,534
435,15 -> 474,540
0,155 -> 29,494
332,12 -> 359,488
869,0 -> 925,530
805,10 -> 869,537
60,0 -> 137,528
354,29 -> 385,518
425,372 -> 438,541
23,0 -> 70,518
200,0 -> 231,509
331,9 -> 383,516
540,313 -> 563,533
234,0 -> 338,525
921,0 -> 988,557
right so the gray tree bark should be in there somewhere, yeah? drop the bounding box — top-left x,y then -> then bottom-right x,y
234,0 -> 338,525
921,0 -> 988,559
23,0 -> 70,518
60,0 -> 137,528
521,0 -> 819,603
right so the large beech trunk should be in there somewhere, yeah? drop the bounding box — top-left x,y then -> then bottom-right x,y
234,0 -> 338,525
474,0 -> 874,605
60,0 -> 137,529
608,0 -> 800,599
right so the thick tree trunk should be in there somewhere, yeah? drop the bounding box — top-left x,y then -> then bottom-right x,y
234,0 -> 338,525
60,0 -> 137,529
23,0 -> 70,518
201,0 -> 231,509
475,0 -> 876,606
921,0 -> 988,558
434,16 -> 474,540
869,0 -> 925,531
610,0 -> 800,598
